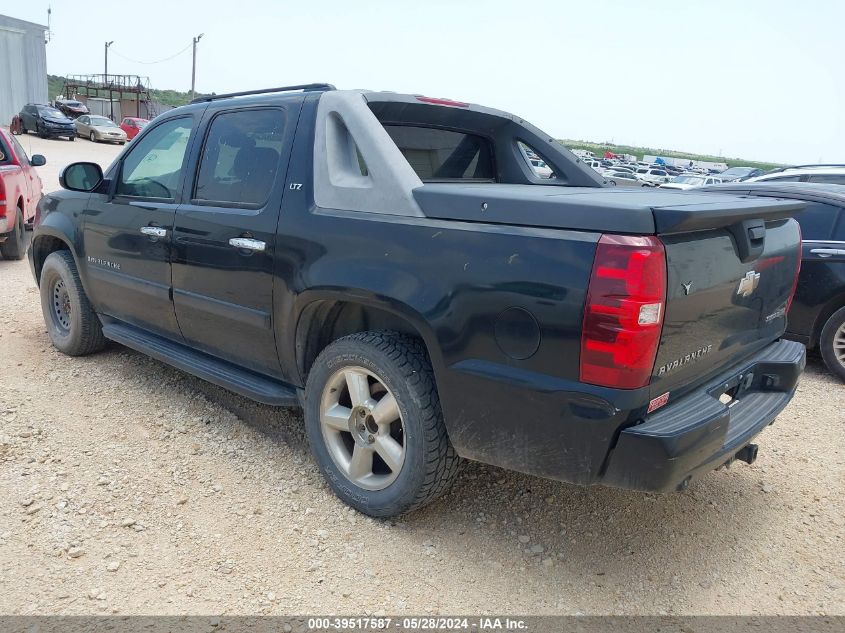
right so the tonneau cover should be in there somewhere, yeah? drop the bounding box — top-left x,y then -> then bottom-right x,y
413,184 -> 805,235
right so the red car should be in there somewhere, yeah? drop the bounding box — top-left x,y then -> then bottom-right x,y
0,127 -> 45,260
119,117 -> 149,141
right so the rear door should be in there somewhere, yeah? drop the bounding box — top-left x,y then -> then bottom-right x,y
792,201 -> 845,339
170,102 -> 299,377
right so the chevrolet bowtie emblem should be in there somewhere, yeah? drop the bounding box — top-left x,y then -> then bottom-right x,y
737,270 -> 761,297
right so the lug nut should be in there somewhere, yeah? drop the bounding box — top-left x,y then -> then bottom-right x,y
367,434 -> 375,444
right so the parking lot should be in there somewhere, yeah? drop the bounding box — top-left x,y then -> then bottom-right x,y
0,133 -> 843,616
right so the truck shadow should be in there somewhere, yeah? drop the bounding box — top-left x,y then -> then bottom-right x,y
77,341 -> 831,609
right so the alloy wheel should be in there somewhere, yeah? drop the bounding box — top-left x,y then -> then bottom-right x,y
319,366 -> 406,490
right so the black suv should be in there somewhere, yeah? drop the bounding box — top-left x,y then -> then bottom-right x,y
28,84 -> 805,516
18,104 -> 76,141
703,182 -> 845,381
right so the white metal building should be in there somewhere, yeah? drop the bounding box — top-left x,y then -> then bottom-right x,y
0,15 -> 48,126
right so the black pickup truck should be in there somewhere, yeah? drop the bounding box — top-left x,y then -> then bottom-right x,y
29,84 -> 806,517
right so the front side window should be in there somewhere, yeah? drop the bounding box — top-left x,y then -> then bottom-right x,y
194,109 -> 286,206
381,125 -> 494,181
116,117 -> 193,199
9,135 -> 29,164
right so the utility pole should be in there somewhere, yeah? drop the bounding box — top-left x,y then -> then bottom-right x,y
105,40 -> 114,119
191,34 -> 204,101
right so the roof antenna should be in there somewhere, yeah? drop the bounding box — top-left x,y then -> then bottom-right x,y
46,6 -> 52,44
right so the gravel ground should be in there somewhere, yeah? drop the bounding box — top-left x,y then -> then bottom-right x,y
0,133 -> 843,616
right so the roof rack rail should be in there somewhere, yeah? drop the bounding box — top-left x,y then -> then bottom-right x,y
190,83 -> 336,104
766,163 -> 845,173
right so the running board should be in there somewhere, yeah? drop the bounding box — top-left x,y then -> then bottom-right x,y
102,323 -> 300,407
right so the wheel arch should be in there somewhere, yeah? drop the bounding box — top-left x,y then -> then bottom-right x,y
809,291 -> 845,348
31,229 -> 76,287
293,292 -> 443,386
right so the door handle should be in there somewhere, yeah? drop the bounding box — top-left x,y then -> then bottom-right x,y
229,237 -> 266,252
140,226 -> 167,238
810,248 -> 845,257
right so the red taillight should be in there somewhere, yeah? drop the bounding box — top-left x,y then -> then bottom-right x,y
580,234 -> 667,389
786,224 -> 802,314
414,95 -> 469,107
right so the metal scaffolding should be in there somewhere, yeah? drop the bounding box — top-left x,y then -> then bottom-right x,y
60,74 -> 157,120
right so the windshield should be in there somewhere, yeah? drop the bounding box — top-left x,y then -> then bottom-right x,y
37,107 -> 67,119
90,117 -> 117,127
672,175 -> 704,184
721,167 -> 755,177
65,101 -> 83,107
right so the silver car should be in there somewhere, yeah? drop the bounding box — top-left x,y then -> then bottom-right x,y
75,115 -> 127,145
604,170 -> 649,187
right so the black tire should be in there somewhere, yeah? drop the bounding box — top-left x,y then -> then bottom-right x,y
69,135 -> 75,141
89,131 -> 96,143
304,331 -> 460,517
0,207 -> 25,260
39,251 -> 107,356
819,306 -> 845,382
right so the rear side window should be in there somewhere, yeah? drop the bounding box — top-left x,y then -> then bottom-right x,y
793,202 -> 840,241
807,174 -> 845,184
765,175 -> 803,182
194,109 -> 285,206
381,125 -> 494,181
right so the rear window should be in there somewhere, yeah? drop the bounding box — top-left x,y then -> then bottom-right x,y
381,125 -> 494,181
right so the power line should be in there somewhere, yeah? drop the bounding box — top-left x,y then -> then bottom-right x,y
109,43 -> 193,65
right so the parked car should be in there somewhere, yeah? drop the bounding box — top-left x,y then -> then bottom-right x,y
702,182 -> 845,380
660,174 -> 723,190
29,84 -> 805,517
604,170 -> 648,187
119,117 -> 149,140
745,165 -> 845,185
18,104 -> 75,141
75,115 -> 128,144
526,158 -> 552,178
635,168 -> 671,186
0,128 -> 46,259
718,166 -> 764,182
54,98 -> 89,118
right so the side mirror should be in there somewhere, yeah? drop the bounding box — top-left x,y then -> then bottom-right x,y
60,162 -> 103,192
30,154 -> 46,167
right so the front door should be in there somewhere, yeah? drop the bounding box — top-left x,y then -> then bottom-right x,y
171,104 -> 298,377
81,114 -> 201,340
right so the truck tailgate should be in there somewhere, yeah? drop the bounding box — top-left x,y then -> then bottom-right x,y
650,204 -> 802,399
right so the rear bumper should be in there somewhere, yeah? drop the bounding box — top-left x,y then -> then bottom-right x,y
600,339 -> 806,492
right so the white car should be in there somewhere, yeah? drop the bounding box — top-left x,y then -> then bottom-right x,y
745,165 -> 845,185
634,168 -> 671,186
585,160 -> 603,171
660,174 -> 723,190
528,157 -> 553,178
604,165 -> 635,175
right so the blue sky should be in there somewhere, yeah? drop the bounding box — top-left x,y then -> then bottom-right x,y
11,0 -> 844,164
